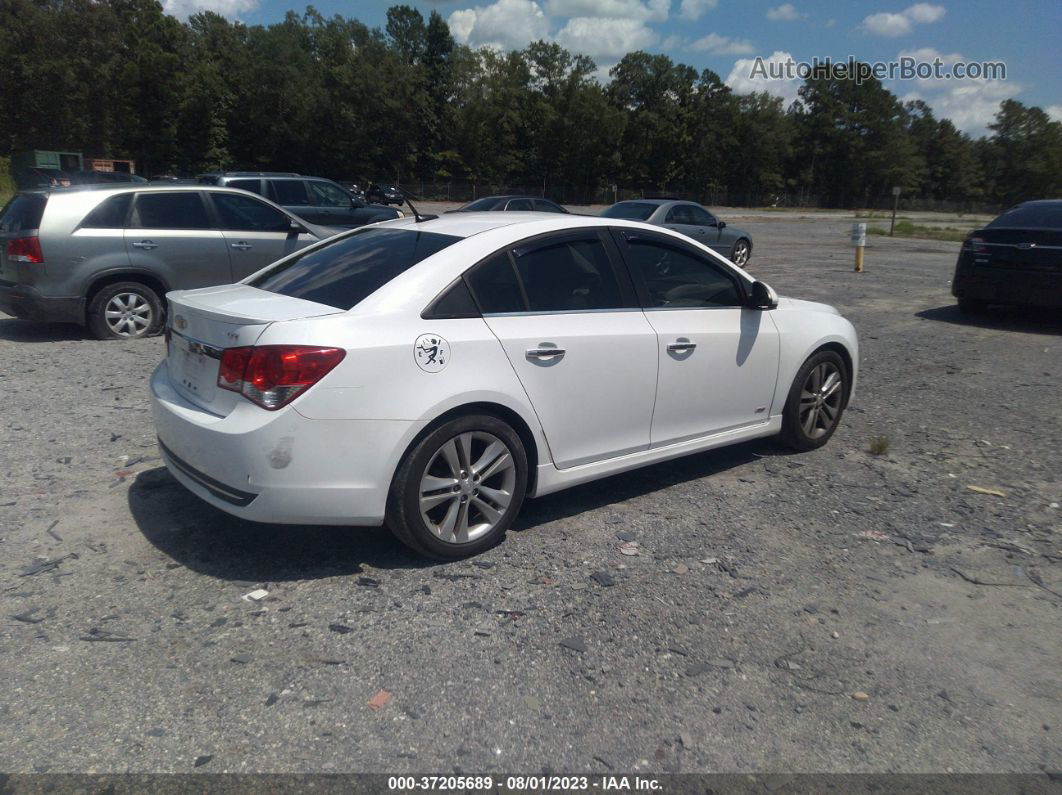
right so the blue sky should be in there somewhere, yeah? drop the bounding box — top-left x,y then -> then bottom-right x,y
170,0 -> 1061,137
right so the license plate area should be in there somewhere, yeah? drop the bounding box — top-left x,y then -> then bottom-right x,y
169,334 -> 219,403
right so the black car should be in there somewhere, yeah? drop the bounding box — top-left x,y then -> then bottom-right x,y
365,183 -> 404,205
197,173 -> 401,229
336,181 -> 367,202
452,195 -> 568,213
952,199 -> 1062,313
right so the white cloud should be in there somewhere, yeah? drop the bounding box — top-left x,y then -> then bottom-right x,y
447,0 -> 550,50
893,47 -> 1017,135
555,16 -> 659,58
679,0 -> 718,21
862,3 -> 946,37
162,0 -> 256,19
1047,105 -> 1062,123
689,33 -> 755,55
905,2 -> 946,23
766,3 -> 803,22
544,0 -> 669,22
725,50 -> 801,106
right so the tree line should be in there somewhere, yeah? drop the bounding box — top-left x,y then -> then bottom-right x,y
1,0 -> 1060,208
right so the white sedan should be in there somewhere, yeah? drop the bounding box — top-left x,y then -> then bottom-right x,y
151,213 -> 858,558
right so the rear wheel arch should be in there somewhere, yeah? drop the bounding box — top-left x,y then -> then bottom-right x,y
85,271 -> 169,323
393,401 -> 541,497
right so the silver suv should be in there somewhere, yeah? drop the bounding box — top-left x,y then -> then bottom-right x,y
0,184 -> 336,339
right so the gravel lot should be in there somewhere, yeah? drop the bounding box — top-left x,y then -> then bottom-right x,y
1,211 -> 1059,775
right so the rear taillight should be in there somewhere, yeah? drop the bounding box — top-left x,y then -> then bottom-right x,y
6,236 -> 43,264
963,235 -> 987,253
217,345 -> 345,410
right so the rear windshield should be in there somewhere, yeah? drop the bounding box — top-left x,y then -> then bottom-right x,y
988,204 -> 1062,229
601,202 -> 656,220
250,227 -> 461,310
460,197 -> 503,211
0,194 -> 47,233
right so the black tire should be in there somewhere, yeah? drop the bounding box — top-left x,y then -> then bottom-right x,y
957,297 -> 987,315
731,238 -> 751,267
779,350 -> 848,451
386,414 -> 528,559
87,281 -> 164,340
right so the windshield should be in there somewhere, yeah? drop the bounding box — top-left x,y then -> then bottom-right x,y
601,202 -> 656,220
249,227 -> 460,310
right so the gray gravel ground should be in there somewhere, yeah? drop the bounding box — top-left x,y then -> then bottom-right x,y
1,213 -> 1059,775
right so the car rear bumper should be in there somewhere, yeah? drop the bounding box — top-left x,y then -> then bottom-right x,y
0,282 -> 83,324
150,361 -> 423,526
952,265 -> 1062,309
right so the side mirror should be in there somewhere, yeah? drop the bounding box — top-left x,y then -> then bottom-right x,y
718,220 -> 727,229
748,280 -> 778,310
289,220 -> 306,233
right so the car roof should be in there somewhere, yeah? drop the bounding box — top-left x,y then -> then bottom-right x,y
25,184 -> 279,198
378,211 -> 651,240
1012,199 -> 1062,207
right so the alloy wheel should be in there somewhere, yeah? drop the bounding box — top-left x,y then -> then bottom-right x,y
104,292 -> 153,337
732,241 -> 750,266
798,361 -> 843,440
418,431 -> 516,544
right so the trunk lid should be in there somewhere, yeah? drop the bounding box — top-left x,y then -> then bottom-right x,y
165,284 -> 343,413
975,227 -> 1062,273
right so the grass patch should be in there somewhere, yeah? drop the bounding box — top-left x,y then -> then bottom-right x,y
866,220 -> 971,243
868,436 -> 891,456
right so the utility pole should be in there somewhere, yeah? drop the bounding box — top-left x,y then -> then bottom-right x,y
889,186 -> 901,236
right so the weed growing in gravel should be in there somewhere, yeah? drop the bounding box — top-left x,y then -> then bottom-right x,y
869,436 -> 891,456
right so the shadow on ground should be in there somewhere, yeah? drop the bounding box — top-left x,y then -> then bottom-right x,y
129,440 -> 771,582
0,318 -> 88,342
917,304 -> 1062,335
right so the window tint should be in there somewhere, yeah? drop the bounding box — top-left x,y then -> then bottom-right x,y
988,204 -> 1062,229
514,237 -> 624,312
0,194 -> 47,233
132,193 -> 211,229
626,239 -> 742,308
467,252 -> 524,313
80,194 -> 131,228
308,181 -> 352,207
250,228 -> 460,310
506,198 -> 533,211
213,193 -> 290,232
688,206 -> 715,226
601,202 -> 656,221
270,180 -> 310,205
424,279 -> 480,319
228,179 -> 263,195
665,205 -> 694,224
461,197 -> 503,211
534,199 -> 565,213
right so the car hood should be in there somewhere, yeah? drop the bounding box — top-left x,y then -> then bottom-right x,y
775,296 -> 841,315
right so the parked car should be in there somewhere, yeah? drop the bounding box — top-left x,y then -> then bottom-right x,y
952,199 -> 1062,314
451,196 -> 568,213
336,181 -> 367,202
15,167 -> 73,189
198,173 -> 401,228
601,199 -> 753,266
0,185 -> 336,339
151,212 -> 858,559
365,183 -> 404,205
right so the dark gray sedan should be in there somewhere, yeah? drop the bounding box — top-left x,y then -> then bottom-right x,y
601,199 -> 752,266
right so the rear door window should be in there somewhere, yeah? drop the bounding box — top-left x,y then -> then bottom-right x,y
131,193 -> 212,229
601,202 -> 656,221
0,194 -> 47,233
467,252 -> 525,313
506,198 -> 533,211
269,180 -> 310,206
533,199 -> 565,213
250,228 -> 460,310
308,181 -> 353,207
80,194 -> 132,228
513,236 -> 626,312
211,193 -> 291,232
227,179 -> 264,195
688,206 -> 716,226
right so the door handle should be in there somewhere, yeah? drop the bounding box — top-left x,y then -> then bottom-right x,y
526,347 -> 565,360
230,242 -> 253,251
667,341 -> 697,353
132,240 -> 157,250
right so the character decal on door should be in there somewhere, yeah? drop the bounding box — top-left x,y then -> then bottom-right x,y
414,334 -> 450,373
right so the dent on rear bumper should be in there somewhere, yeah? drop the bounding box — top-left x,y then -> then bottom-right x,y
150,362 -> 422,525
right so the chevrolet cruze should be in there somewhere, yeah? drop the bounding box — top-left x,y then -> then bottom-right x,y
151,213 -> 858,558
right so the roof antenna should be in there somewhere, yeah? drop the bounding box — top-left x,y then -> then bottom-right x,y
400,189 -> 438,223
